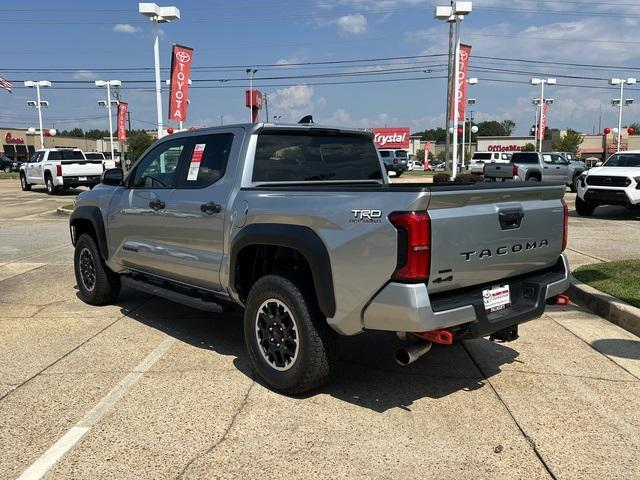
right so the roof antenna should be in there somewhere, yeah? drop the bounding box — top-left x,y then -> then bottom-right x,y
298,115 -> 314,124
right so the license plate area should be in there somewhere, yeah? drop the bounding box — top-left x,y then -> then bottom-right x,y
483,284 -> 511,313
78,176 -> 87,181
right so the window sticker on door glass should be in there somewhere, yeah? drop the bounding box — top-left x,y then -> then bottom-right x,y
542,154 -> 552,162
187,144 -> 206,181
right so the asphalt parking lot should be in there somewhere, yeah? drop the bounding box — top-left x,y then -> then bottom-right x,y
1,179 -> 639,479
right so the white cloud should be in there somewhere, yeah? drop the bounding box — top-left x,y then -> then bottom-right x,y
73,70 -> 97,80
337,14 -> 367,34
275,57 -> 300,66
113,23 -> 141,34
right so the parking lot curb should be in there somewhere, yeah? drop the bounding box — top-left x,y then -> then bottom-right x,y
56,206 -> 73,216
567,277 -> 640,337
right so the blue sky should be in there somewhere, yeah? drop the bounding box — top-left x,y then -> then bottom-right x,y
2,0 -> 640,136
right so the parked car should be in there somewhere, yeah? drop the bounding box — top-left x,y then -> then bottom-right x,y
483,152 -> 574,187
469,151 -> 512,175
19,148 -> 104,194
84,151 -> 118,170
70,122 -> 569,394
379,149 -> 408,177
0,155 -> 20,173
553,152 -> 586,191
575,150 -> 640,216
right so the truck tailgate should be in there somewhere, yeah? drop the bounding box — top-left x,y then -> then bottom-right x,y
60,160 -> 103,176
483,162 -> 513,179
427,184 -> 566,293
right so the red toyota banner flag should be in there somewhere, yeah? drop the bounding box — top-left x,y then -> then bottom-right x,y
117,102 -> 128,142
450,44 -> 472,122
539,102 -> 548,141
168,44 -> 194,122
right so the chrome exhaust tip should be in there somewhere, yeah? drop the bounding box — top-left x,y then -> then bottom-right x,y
395,340 -> 432,366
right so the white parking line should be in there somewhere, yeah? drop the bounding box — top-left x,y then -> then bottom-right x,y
17,336 -> 177,480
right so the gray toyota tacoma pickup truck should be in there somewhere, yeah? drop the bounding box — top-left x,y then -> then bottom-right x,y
70,123 -> 570,393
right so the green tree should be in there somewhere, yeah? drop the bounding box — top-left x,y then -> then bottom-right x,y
522,143 -> 536,152
500,120 -> 516,135
415,149 -> 425,161
476,120 -> 511,137
128,132 -> 154,162
553,129 -> 583,154
413,127 -> 447,143
436,150 -> 447,162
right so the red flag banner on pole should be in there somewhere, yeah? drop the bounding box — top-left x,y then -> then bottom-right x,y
450,44 -> 472,122
117,102 -> 128,142
168,44 -> 194,122
539,102 -> 548,141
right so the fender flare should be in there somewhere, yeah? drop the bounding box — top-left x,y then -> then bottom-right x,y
70,205 -> 109,260
230,224 -> 336,318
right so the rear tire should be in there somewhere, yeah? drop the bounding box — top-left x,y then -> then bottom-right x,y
74,233 -> 121,305
20,173 -> 31,191
244,275 -> 338,394
527,176 -> 540,182
575,196 -> 596,216
45,174 -> 58,195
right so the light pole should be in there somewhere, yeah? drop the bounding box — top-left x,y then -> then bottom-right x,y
246,68 -> 258,122
531,78 -> 556,152
95,80 -> 121,161
610,78 -> 636,152
24,80 -> 51,149
139,3 -> 180,139
435,2 -> 472,179
460,77 -> 477,169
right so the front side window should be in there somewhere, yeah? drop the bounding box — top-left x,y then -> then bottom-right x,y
603,153 -> 640,167
130,140 -> 185,188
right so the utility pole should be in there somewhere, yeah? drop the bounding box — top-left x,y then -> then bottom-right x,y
264,93 -> 270,122
127,111 -> 132,132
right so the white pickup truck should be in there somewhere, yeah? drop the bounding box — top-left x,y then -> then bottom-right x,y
20,148 -> 104,195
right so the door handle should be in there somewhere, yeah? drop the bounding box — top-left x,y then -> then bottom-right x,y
543,166 -> 549,169
201,201 -> 222,215
149,199 -> 165,211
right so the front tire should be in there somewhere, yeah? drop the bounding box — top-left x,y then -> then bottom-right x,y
20,173 -> 31,191
74,233 -> 121,305
575,196 -> 596,216
244,275 -> 338,394
45,175 -> 58,195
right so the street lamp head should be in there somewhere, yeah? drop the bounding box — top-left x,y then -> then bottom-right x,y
109,80 -> 122,87
611,99 -> 621,106
545,98 -> 554,105
467,98 -> 476,105
627,78 -> 637,85
139,2 -> 160,17
454,1 -> 473,15
434,5 -> 453,19
95,80 -> 106,87
97,100 -> 108,107
110,101 -> 119,106
530,78 -> 541,85
610,78 -> 622,85
625,99 -> 634,105
468,77 -> 478,85
24,81 -> 36,88
546,78 -> 557,85
39,101 -> 49,108
158,6 -> 180,21
26,100 -> 37,107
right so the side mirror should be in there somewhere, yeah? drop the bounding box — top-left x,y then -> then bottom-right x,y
102,168 -> 123,186
595,161 -> 603,167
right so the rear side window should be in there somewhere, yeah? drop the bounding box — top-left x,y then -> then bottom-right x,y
379,151 -> 391,158
252,132 -> 383,182
473,153 -> 491,160
85,153 -> 104,160
511,152 -> 538,164
178,133 -> 234,188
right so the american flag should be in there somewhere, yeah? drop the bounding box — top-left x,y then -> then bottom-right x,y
0,75 -> 12,93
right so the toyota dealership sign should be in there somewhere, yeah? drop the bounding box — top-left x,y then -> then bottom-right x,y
371,127 -> 410,149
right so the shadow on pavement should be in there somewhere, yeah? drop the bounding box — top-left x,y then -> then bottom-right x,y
568,205 -> 640,221
591,338 -> 640,360
118,291 -> 520,413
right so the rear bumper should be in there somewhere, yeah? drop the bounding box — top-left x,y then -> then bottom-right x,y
363,253 -> 569,338
59,175 -> 101,187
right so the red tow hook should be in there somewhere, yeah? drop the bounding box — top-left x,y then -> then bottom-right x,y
412,329 -> 454,345
556,294 -> 570,306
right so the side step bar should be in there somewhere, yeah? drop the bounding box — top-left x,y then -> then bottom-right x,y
121,276 -> 225,313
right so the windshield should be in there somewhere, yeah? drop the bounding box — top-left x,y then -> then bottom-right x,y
603,153 -> 640,167
473,153 -> 491,160
253,132 -> 383,183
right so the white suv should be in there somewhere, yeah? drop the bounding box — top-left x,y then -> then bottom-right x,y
575,150 -> 640,216
469,151 -> 512,174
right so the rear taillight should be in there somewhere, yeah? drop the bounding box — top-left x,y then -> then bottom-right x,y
56,164 -> 62,177
512,164 -> 518,177
389,211 -> 431,282
561,199 -> 568,251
